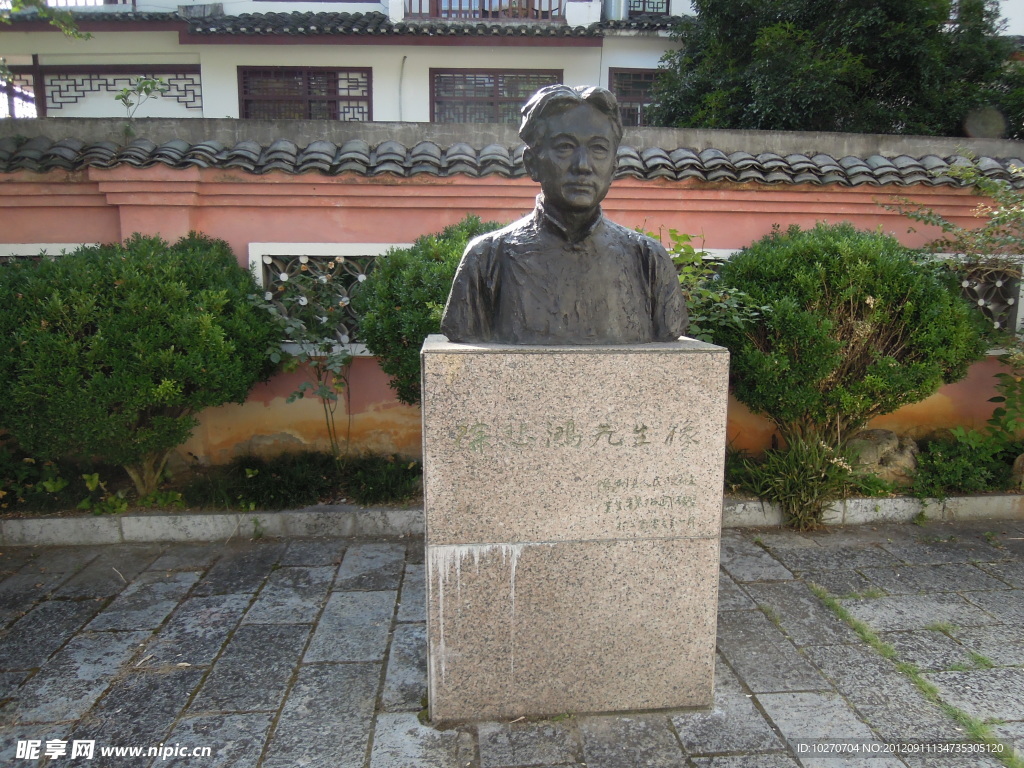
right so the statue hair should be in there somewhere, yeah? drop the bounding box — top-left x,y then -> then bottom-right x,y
519,85 -> 624,148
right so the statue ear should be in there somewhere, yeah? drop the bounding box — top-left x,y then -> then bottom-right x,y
523,147 -> 541,182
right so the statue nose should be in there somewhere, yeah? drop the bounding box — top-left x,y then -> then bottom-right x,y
571,148 -> 594,173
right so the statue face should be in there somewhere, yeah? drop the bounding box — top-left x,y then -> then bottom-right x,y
524,102 -> 617,215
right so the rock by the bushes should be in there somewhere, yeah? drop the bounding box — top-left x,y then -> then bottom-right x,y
848,429 -> 919,486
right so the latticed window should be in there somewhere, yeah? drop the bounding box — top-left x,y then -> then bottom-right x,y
957,266 -> 1021,332
239,67 -> 372,121
260,253 -> 380,346
627,0 -> 669,15
610,68 -> 659,127
431,69 -> 561,124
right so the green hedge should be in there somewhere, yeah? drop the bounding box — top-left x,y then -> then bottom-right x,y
0,233 -> 278,496
712,222 -> 987,444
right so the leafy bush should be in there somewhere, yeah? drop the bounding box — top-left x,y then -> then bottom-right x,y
352,215 -> 502,405
657,230 -> 763,343
911,428 -> 1020,500
0,233 -> 278,497
712,222 -> 987,445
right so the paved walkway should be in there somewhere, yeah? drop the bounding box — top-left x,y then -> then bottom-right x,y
0,519 -> 1021,767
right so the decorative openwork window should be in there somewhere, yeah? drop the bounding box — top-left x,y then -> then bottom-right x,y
239,68 -> 372,121
626,0 -> 669,15
957,266 -> 1021,332
431,69 -> 561,124
610,68 -> 659,127
249,243 -> 409,353
2,67 -> 201,118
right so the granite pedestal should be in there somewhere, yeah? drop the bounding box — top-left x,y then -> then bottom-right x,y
421,335 -> 729,722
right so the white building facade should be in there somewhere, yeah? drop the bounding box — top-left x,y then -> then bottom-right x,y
1,0 -> 686,122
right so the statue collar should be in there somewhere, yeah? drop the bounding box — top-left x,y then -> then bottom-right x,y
534,195 -> 603,244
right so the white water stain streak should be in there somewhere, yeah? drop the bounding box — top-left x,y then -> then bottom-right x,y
428,543 -> 531,685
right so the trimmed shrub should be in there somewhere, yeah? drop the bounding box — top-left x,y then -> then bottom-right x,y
352,215 -> 502,405
0,233 -> 278,497
713,223 -> 987,445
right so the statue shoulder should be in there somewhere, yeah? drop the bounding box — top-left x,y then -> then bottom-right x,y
462,214 -> 534,257
602,219 -> 671,257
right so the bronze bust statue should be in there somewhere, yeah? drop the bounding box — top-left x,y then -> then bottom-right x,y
440,84 -> 688,345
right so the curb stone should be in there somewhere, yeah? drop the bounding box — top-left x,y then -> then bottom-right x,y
2,495 -> 1022,546
0,504 -> 423,546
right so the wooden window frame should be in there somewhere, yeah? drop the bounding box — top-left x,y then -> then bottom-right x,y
609,67 -> 659,128
238,66 -> 373,121
430,68 -> 562,124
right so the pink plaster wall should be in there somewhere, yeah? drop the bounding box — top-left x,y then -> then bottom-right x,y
0,166 -> 1003,461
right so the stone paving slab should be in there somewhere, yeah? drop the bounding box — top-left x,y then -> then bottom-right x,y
334,542 -> 407,591
878,535 -> 1007,566
71,666 -> 206,767
53,545 -> 162,599
86,571 -> 199,631
841,593 -> 1000,632
671,657 -> 784,754
262,661 -> 380,768
5,630 -> 148,725
191,623 -> 310,712
715,610 -> 830,693
155,712 -> 274,768
718,532 -> 794,582
477,721 -> 579,768
142,593 -> 250,667
305,590 -> 396,663
240,565 -> 335,624
803,643 -> 965,744
0,600 -> 103,670
977,559 -> 1024,587
716,573 -> 756,610
858,563 -> 1010,594
370,712 -> 473,768
0,520 -> 1020,768
579,714 -> 686,768
743,581 -> 860,646
947,624 -> 1024,666
381,623 -> 427,713
924,668 -> 1024,721
877,629 -> 976,672
962,587 -> 1024,623
397,563 -> 426,623
191,542 -> 288,597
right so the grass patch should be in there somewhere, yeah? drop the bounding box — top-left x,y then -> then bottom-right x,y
838,588 -> 886,600
809,582 -> 1022,768
758,604 -> 784,630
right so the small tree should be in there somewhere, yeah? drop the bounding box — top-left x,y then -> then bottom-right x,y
352,215 -> 502,406
0,234 -> 278,497
713,222 -> 987,446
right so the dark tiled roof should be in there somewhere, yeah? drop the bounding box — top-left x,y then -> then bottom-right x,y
188,11 -> 600,37
2,135 -> 1022,187
6,9 -> 678,37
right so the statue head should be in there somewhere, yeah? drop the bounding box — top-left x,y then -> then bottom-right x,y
520,85 -> 623,216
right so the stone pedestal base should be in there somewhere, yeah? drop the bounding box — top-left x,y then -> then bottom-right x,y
421,336 -> 729,722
